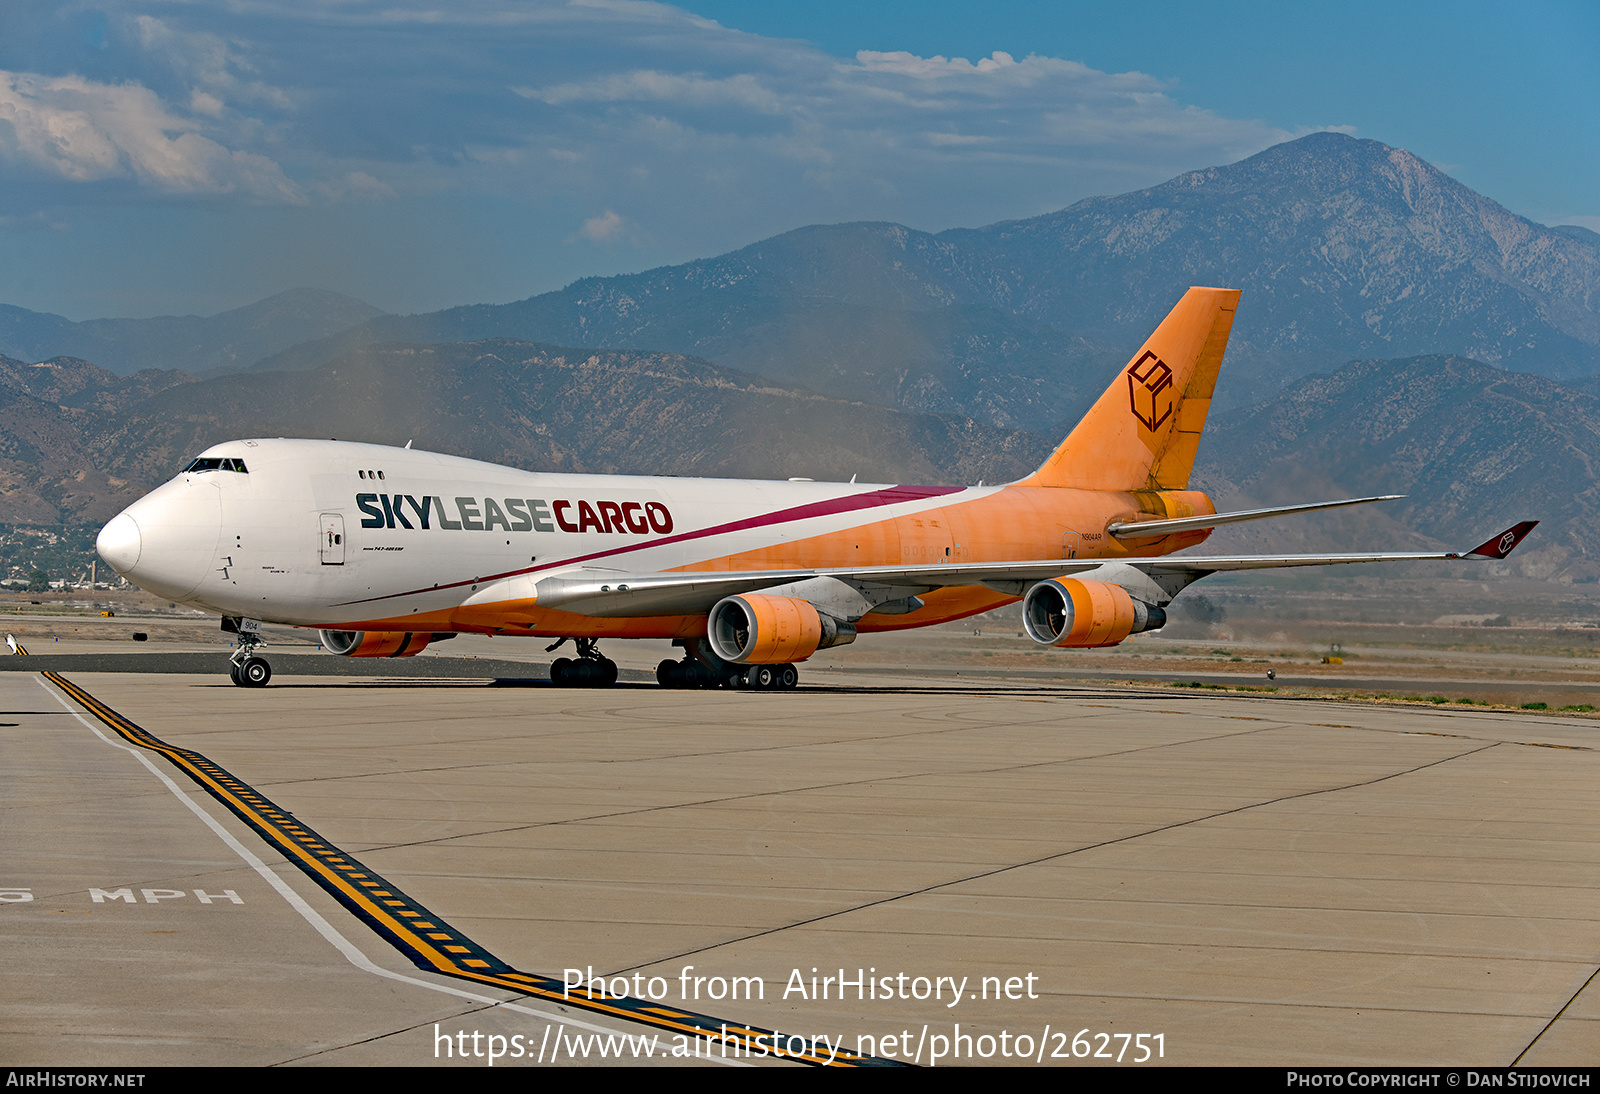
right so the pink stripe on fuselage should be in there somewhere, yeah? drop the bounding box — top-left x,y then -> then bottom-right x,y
335,484 -> 965,606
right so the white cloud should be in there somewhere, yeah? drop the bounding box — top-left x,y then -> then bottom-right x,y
308,171 -> 397,202
1,2 -> 1297,226
520,71 -> 782,112
853,49 -> 1028,78
579,209 -> 625,241
0,70 -> 303,201
190,90 -> 225,118
0,0 -> 1329,314
133,15 -> 292,112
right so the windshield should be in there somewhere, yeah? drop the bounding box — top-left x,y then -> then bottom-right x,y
183,457 -> 248,473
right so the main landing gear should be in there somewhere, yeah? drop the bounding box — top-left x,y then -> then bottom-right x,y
547,637 -> 618,687
656,643 -> 799,690
228,632 -> 272,688
541,637 -> 802,690
729,663 -> 799,690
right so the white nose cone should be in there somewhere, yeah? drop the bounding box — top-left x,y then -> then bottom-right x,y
97,513 -> 142,574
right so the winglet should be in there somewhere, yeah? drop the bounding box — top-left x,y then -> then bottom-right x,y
1457,521 -> 1539,560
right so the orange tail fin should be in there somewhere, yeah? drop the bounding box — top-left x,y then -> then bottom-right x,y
1018,286 -> 1240,490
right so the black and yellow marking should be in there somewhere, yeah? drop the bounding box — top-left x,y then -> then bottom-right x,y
45,671 -> 901,1067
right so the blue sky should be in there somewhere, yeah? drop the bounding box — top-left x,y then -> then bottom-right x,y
0,0 -> 1594,320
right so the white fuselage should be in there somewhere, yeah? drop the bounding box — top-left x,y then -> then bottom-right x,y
97,438 -> 1000,632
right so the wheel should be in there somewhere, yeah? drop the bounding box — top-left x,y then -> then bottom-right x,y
778,664 -> 798,689
598,658 -> 618,686
239,657 -> 271,688
753,665 -> 776,689
730,668 -> 751,688
551,657 -> 572,685
228,662 -> 244,687
657,659 -> 680,688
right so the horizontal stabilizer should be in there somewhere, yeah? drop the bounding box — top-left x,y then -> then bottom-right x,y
1107,495 -> 1404,539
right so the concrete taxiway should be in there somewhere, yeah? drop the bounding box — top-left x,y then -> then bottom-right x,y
2,658 -> 1597,1067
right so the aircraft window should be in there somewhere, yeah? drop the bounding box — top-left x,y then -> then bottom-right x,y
377,470 -> 385,479
359,470 -> 366,479
183,457 -> 249,473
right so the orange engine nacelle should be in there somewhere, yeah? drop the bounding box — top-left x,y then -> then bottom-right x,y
707,594 -> 829,664
1021,578 -> 1163,649
319,629 -> 435,657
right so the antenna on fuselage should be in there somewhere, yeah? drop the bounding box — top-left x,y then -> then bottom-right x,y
405,440 -> 412,449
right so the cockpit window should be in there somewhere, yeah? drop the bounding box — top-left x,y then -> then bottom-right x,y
183,457 -> 248,473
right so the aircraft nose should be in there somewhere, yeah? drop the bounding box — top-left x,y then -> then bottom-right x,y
97,513 -> 142,574
97,478 -> 223,600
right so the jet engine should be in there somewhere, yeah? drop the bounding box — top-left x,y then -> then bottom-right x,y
706,594 -> 855,664
319,630 -> 435,657
1021,578 -> 1165,649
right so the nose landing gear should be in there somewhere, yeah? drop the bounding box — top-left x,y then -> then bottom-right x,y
223,617 -> 272,688
228,631 -> 272,688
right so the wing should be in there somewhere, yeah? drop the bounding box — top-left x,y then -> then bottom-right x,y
533,558 -> 1106,617
1139,520 -> 1539,577
533,521 -> 1538,618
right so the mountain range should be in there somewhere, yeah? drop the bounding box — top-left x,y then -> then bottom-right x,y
1196,355 -> 1599,576
4,134 -> 1596,436
0,342 -> 1053,526
247,132 -> 1600,431
0,339 -> 1591,580
0,132 -> 1595,582
0,289 -> 382,378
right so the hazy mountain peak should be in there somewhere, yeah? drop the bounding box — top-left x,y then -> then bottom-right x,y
1552,223 -> 1600,244
20,131 -> 1600,434
953,131 -> 1600,384
0,288 -> 386,377
207,287 -> 384,325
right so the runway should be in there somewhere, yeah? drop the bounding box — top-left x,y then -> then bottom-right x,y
3,662 -> 1597,1067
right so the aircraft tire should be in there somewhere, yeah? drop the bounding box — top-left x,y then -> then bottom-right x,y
656,659 -> 680,688
239,657 -> 271,688
569,658 -> 616,687
753,665 -> 776,689
228,662 -> 244,687
551,657 -> 573,685
730,668 -> 751,688
778,664 -> 798,689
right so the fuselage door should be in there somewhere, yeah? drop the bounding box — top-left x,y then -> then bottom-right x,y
1063,531 -> 1081,560
320,513 -> 346,565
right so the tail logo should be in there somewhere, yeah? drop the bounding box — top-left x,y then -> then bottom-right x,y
1499,530 -> 1517,554
1127,351 -> 1175,432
